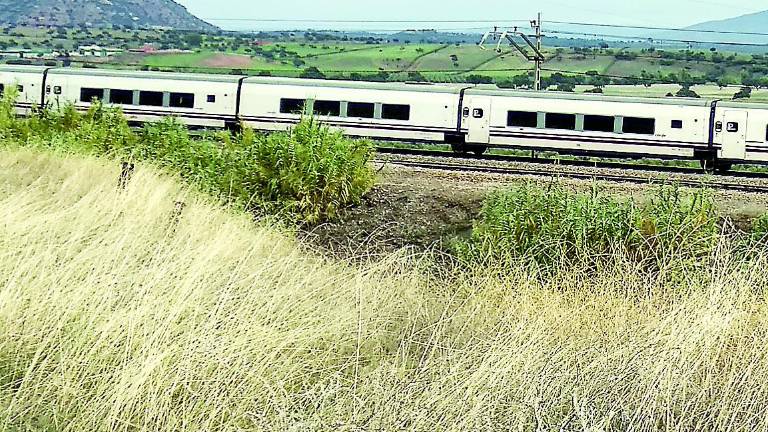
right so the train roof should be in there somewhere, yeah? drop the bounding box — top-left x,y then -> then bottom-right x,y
4,66 -> 768,109
465,87 -> 717,107
242,76 -> 468,93
0,65 -> 50,74
46,67 -> 244,83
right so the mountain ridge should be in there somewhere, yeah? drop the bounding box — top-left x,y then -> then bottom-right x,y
0,0 -> 219,31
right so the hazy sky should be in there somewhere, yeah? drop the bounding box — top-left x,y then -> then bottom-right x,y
175,0 -> 767,31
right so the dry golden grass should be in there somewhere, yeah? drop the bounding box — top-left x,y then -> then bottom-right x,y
1,148 -> 768,431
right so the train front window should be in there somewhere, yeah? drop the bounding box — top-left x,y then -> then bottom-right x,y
623,117 -> 655,135
347,102 -> 375,119
80,87 -> 104,103
280,98 -> 305,114
671,120 -> 683,129
313,100 -> 341,117
584,115 -> 615,132
139,91 -> 164,106
545,113 -> 577,130
169,92 -> 195,109
382,104 -> 410,121
507,111 -> 538,128
110,89 -> 134,105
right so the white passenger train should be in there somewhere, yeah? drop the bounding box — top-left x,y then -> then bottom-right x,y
2,64 -> 768,171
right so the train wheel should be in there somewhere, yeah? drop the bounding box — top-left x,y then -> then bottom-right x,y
451,143 -> 468,154
715,162 -> 732,174
700,158 -> 732,174
471,146 -> 488,156
700,158 -> 716,174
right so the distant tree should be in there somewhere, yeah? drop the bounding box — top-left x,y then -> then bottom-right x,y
465,74 -> 493,84
184,33 -> 203,47
406,71 -> 427,82
555,83 -> 575,92
675,85 -> 700,98
300,67 -> 326,79
733,86 -> 752,100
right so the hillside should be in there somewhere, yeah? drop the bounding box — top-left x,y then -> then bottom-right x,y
0,0 -> 218,31
677,10 -> 768,44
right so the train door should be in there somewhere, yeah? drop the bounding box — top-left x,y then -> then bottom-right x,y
466,97 -> 491,144
721,110 -> 748,160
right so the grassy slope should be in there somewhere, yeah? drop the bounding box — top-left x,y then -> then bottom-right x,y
2,149 -> 768,430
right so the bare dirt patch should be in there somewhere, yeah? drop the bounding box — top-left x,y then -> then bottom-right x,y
303,164 -> 768,258
201,54 -> 253,68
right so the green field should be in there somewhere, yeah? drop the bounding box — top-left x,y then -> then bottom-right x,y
3,25 -> 768,101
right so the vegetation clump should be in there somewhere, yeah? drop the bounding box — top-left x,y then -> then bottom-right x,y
3,151 -> 768,430
456,183 -> 719,270
0,91 -> 375,224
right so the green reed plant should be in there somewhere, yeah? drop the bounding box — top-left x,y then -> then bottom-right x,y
456,182 -> 720,270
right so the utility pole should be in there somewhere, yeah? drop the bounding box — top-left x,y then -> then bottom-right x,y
478,13 -> 544,91
534,12 -> 542,91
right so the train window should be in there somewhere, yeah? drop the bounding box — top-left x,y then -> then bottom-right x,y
382,104 -> 411,121
584,115 -> 615,132
207,95 -> 216,103
280,98 -> 305,114
169,92 -> 195,109
109,89 -> 134,105
0,84 -> 3,95
347,102 -> 375,118
80,87 -> 104,103
671,120 -> 683,129
17,85 -> 23,93
507,111 -> 538,128
313,100 -> 341,117
726,122 -> 739,132
623,117 -> 655,135
53,86 -> 62,95
545,113 -> 577,130
139,91 -> 164,106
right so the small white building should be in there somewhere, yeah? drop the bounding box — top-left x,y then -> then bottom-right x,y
76,45 -> 124,57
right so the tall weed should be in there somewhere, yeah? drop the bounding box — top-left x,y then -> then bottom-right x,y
0,94 -> 375,224
456,182 -> 720,271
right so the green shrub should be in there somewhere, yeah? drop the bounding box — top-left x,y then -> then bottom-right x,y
238,117 -> 375,223
0,93 -> 375,224
752,213 -> 768,241
456,183 -> 719,270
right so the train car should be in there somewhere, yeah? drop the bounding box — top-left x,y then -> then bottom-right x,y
237,77 -> 466,143
460,88 -> 768,171
4,65 -> 768,171
44,68 -> 241,128
717,101 -> 768,165
460,88 -> 714,159
0,65 -> 45,115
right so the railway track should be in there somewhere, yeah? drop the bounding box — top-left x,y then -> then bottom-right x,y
376,146 -> 768,179
375,150 -> 768,194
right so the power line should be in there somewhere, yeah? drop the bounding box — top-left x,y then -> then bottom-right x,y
546,20 -> 768,38
205,18 -> 530,24
544,29 -> 768,47
203,17 -> 768,39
